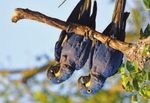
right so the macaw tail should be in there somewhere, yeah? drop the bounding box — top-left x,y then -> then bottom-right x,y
88,0 -> 97,29
112,0 -> 126,24
112,0 -> 129,41
67,0 -> 91,24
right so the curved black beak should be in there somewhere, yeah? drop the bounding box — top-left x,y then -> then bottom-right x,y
78,75 -> 91,88
47,63 -> 61,79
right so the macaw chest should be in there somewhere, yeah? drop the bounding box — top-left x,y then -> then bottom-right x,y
60,34 -> 91,65
92,43 -> 123,78
61,35 -> 82,57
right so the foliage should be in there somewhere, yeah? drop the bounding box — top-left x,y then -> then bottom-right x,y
143,0 -> 150,9
120,62 -> 150,98
119,25 -> 150,102
141,24 -> 150,38
0,75 -> 125,103
126,0 -> 149,42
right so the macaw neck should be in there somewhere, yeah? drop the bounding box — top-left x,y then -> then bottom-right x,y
60,56 -> 75,70
90,71 -> 106,83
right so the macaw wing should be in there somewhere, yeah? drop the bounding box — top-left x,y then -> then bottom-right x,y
54,0 -> 91,62
75,0 -> 97,69
101,0 -> 129,77
90,0 -> 129,77
55,30 -> 67,62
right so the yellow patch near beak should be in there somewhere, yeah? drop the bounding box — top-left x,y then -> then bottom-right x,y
55,70 -> 61,77
85,80 -> 91,87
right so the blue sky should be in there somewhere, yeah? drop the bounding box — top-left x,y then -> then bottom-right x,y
0,0 -> 131,69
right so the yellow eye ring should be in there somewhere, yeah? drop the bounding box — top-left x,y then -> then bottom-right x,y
87,89 -> 92,93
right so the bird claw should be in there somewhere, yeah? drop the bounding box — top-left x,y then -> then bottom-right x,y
66,24 -> 77,33
88,30 -> 95,40
104,37 -> 112,48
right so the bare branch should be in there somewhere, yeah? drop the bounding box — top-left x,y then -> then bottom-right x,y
12,8 -> 68,30
0,60 -> 55,83
11,8 -> 150,69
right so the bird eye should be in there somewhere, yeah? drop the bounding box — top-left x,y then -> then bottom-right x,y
49,69 -> 55,76
64,64 -> 69,68
87,89 -> 92,93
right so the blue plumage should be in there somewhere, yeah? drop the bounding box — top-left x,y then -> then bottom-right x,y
47,0 -> 97,84
78,0 -> 129,96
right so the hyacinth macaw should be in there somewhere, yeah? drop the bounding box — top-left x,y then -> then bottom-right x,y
78,0 -> 129,96
47,0 -> 97,84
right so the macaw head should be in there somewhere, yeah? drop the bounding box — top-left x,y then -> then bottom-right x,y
78,74 -> 106,96
47,63 -> 75,84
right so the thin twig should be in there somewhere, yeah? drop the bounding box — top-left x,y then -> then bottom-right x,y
58,0 -> 67,8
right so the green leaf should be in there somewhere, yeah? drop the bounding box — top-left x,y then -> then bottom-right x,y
119,64 -> 126,74
139,88 -> 150,98
121,74 -> 131,91
148,72 -> 150,81
139,83 -> 150,98
140,24 -> 150,38
134,62 -> 139,73
143,45 -> 150,56
123,81 -> 133,92
126,61 -> 135,73
132,78 -> 139,91
132,95 -> 138,102
121,75 -> 129,86
143,0 -> 150,9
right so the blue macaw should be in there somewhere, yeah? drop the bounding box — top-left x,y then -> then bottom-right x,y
78,0 -> 129,96
47,0 -> 97,84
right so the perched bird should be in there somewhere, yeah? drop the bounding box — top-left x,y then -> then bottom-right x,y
47,0 -> 97,84
78,0 -> 129,96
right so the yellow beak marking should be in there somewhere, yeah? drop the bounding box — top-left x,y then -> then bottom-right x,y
85,80 -> 91,87
55,70 -> 61,77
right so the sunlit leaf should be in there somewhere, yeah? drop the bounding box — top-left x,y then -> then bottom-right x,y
143,0 -> 150,9
141,24 -> 150,38
132,78 -> 139,91
132,95 -> 138,102
139,83 -> 150,98
126,61 -> 135,73
148,72 -> 150,81
123,81 -> 133,92
134,62 -> 139,73
119,64 -> 126,74
121,74 -> 129,86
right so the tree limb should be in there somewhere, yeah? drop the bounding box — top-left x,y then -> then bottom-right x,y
11,8 -> 150,69
0,60 -> 56,83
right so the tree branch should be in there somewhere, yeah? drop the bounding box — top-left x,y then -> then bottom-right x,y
0,60 -> 55,83
11,8 -> 150,69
